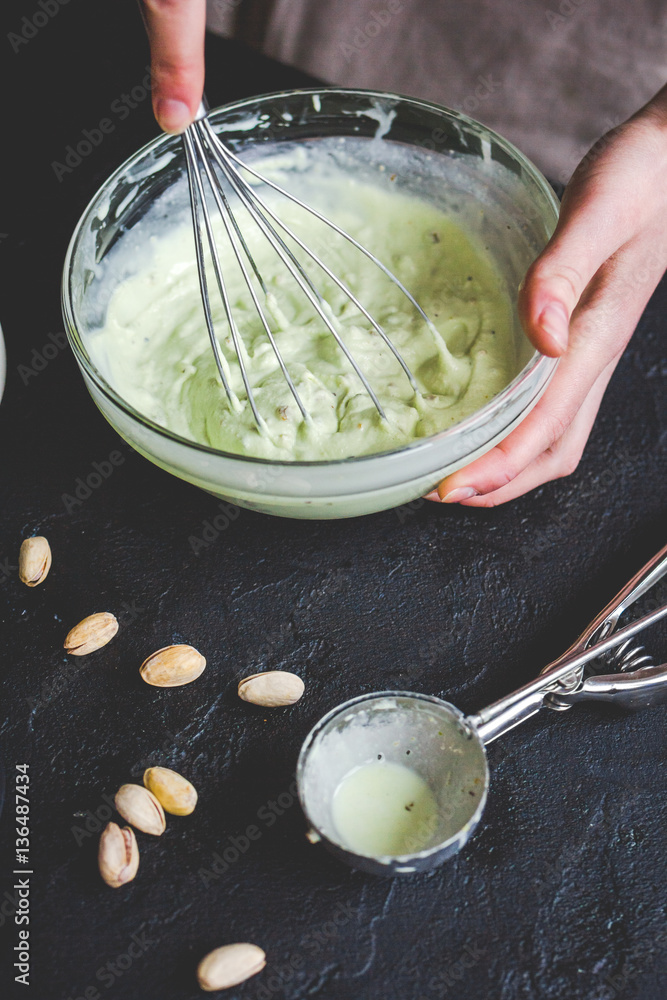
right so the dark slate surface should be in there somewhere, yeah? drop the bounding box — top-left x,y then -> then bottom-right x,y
1,2 -> 666,998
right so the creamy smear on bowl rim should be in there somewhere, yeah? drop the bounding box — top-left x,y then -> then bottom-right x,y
89,140 -> 518,461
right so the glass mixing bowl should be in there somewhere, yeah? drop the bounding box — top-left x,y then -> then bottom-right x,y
62,88 -> 559,519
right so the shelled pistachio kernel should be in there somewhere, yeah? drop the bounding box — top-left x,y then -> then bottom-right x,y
98,822 -> 139,888
115,783 -> 166,836
64,612 -> 118,655
140,644 -> 206,687
18,535 -> 52,587
143,767 -> 197,816
237,671 -> 304,707
197,943 -> 266,992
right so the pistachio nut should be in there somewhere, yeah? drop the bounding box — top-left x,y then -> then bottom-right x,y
143,767 -> 197,816
64,612 -> 118,656
237,671 -> 304,708
139,644 -> 206,687
18,536 -> 52,587
115,783 -> 166,836
98,822 -> 139,888
197,943 -> 266,992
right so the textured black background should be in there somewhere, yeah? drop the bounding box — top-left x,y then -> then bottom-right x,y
0,2 -> 666,999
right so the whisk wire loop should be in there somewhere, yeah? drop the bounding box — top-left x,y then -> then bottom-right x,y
182,112 -> 443,430
189,126 -> 310,424
201,120 -> 441,345
196,123 -> 389,420
182,128 -> 240,412
201,122 -> 420,395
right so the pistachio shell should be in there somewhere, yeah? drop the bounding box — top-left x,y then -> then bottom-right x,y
237,671 -> 304,708
115,783 -> 166,836
143,767 -> 197,816
64,612 -> 118,655
140,644 -> 206,687
98,822 -> 139,888
197,943 -> 266,992
18,536 -> 52,587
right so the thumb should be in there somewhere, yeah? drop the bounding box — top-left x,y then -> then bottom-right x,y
519,180 -> 630,358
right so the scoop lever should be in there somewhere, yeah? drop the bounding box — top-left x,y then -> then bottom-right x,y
552,660 -> 667,710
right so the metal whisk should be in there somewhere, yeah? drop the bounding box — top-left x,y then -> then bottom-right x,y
181,101 -> 433,432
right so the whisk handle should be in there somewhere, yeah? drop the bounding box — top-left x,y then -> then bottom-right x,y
193,98 -> 209,122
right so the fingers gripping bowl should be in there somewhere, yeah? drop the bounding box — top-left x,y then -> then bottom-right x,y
62,89 -> 559,519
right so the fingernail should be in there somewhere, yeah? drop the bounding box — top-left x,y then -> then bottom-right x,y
156,99 -> 191,134
441,487 -> 478,503
538,302 -> 569,351
424,490 -> 441,502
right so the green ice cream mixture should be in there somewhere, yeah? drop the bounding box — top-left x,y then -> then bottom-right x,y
92,152 -> 516,460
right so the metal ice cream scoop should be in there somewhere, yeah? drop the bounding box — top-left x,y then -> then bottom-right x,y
297,543 -> 667,875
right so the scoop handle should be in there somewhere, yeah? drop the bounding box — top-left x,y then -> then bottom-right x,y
545,540 -> 667,679
470,542 -> 667,743
470,600 -> 667,743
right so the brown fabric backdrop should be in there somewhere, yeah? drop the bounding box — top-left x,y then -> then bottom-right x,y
206,0 -> 667,180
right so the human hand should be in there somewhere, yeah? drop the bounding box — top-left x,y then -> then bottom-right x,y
431,84 -> 667,507
142,0 -> 207,134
